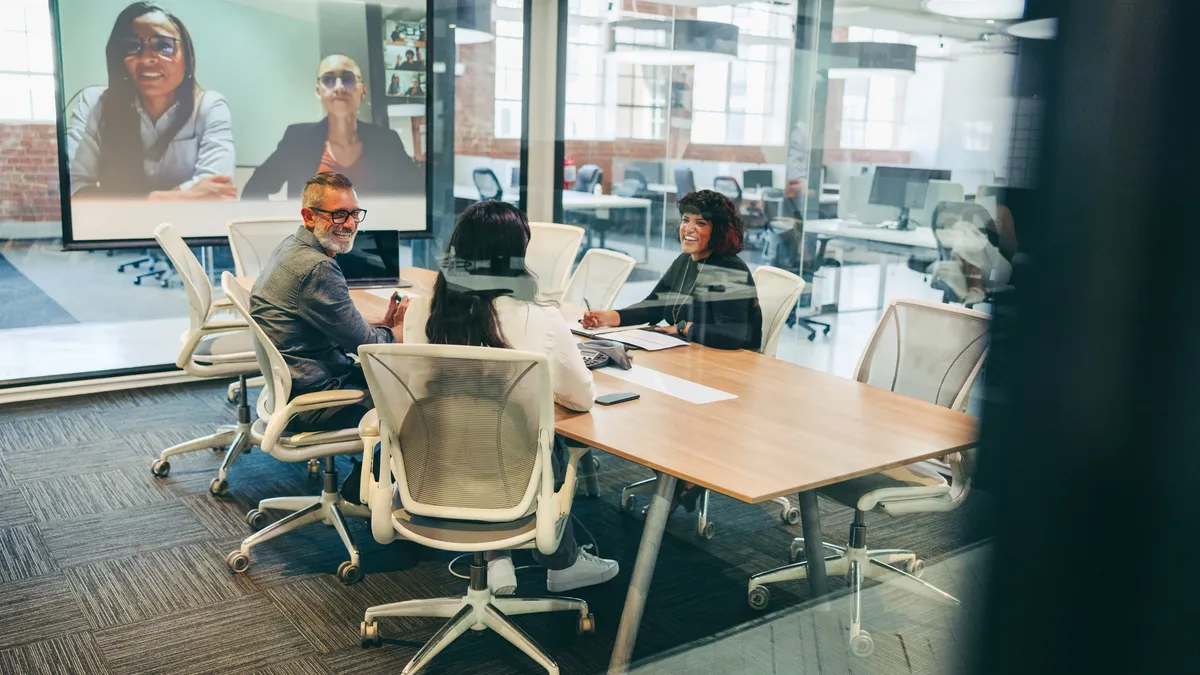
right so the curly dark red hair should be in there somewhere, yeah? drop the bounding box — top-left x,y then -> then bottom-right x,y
677,189 -> 744,256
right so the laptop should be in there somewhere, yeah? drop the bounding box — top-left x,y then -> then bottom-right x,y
335,230 -> 412,288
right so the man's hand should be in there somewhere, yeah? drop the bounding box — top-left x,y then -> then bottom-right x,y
383,293 -> 409,329
784,178 -> 808,199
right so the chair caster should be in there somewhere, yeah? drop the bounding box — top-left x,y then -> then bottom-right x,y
245,509 -> 267,530
823,326 -> 831,335
337,560 -> 363,585
622,495 -> 637,513
577,613 -> 595,635
747,585 -> 770,611
781,506 -> 801,525
789,539 -> 804,563
361,621 -> 381,648
699,522 -> 715,540
907,559 -> 925,577
150,460 -> 171,477
226,550 -> 250,574
209,477 -> 229,497
807,333 -> 816,341
850,631 -> 874,657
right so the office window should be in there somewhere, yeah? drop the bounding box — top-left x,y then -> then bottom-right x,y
0,0 -> 55,122
615,63 -> 668,140
839,27 -> 910,150
690,3 -> 791,146
494,19 -> 524,139
565,22 -> 605,140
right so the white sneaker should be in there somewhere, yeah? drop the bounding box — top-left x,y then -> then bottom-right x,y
546,549 -> 619,592
488,556 -> 518,596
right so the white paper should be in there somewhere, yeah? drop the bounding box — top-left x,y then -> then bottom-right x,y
600,329 -> 689,351
598,365 -> 736,404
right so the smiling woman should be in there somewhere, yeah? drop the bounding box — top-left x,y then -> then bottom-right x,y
65,1 -> 237,200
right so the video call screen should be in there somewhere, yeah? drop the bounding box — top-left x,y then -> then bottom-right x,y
55,0 -> 430,246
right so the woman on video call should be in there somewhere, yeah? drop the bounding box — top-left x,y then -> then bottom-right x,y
243,54 -> 424,199
66,2 -> 236,200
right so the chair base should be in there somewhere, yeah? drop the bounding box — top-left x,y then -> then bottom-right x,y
225,456 -> 369,585
620,477 -> 799,540
151,376 -> 259,496
747,528 -> 958,657
361,554 -> 592,675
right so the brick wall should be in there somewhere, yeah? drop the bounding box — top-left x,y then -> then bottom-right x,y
0,123 -> 62,222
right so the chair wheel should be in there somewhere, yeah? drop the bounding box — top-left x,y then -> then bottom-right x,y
850,631 -> 874,657
700,522 -> 715,540
226,550 -> 250,574
782,507 -> 801,525
338,560 -> 363,585
823,326 -> 831,335
747,585 -> 770,611
150,460 -> 170,477
361,621 -> 381,648
807,333 -> 816,341
209,477 -> 229,497
789,539 -> 805,563
907,559 -> 925,577
245,509 -> 267,530
577,613 -> 595,635
622,495 -> 637,513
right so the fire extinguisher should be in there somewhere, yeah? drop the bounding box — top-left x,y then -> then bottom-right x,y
563,157 -> 577,190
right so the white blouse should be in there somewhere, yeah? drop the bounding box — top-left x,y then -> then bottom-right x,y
404,295 -> 596,412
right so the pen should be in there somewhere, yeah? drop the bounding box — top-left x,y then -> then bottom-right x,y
583,299 -> 592,312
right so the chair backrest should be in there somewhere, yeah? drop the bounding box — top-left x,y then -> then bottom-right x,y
153,223 -> 212,336
562,248 -> 636,310
624,168 -> 647,188
473,168 -> 503,201
752,265 -> 805,358
527,222 -> 585,297
227,218 -> 303,278
713,175 -> 743,204
855,300 -> 990,412
911,179 -> 965,229
574,165 -> 603,193
221,271 -> 292,422
674,167 -> 696,195
613,178 -> 642,198
358,343 -> 554,522
760,187 -> 785,221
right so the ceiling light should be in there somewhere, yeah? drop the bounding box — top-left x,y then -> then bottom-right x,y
453,0 -> 493,44
1008,17 -> 1057,39
924,0 -> 1025,20
605,19 -> 738,65
827,42 -> 917,79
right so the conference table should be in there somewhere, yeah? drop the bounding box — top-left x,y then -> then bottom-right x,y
246,268 -> 978,673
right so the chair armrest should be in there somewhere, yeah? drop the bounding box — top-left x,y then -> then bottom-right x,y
359,409 -> 380,511
536,437 -> 587,557
210,297 -> 234,312
262,389 -> 367,452
176,320 -> 252,369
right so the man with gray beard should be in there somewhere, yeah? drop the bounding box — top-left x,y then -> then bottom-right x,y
250,171 -> 405,432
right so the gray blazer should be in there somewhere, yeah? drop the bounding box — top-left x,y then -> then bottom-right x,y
250,226 -> 396,395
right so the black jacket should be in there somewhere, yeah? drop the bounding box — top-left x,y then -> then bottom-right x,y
242,117 -> 424,199
618,252 -> 762,351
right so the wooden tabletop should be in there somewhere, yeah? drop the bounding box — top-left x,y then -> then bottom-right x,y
238,267 -> 978,505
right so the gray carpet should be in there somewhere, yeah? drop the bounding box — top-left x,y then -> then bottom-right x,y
0,381 -> 994,674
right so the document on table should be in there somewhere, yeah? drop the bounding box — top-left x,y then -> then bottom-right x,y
594,329 -> 688,351
598,365 -> 736,404
570,322 -> 650,338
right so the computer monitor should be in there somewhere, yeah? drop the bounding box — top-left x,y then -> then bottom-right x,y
336,230 -> 407,288
869,167 -> 933,230
930,169 -> 952,181
630,161 -> 663,184
743,169 -> 774,190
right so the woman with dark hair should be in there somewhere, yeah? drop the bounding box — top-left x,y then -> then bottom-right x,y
387,74 -> 401,96
583,189 -> 762,350
66,2 -> 236,200
402,200 -> 619,595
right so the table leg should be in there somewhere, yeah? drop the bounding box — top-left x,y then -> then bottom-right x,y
608,471 -> 677,674
797,490 -> 829,597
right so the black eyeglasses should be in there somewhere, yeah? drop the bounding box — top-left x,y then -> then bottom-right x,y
120,35 -> 179,58
319,71 -> 360,90
310,208 -> 367,225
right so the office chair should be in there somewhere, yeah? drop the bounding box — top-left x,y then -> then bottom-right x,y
745,186 -> 787,255
355,344 -> 595,674
562,248 -> 636,311
619,265 -> 806,539
526,223 -> 585,300
713,175 -> 743,210
220,272 -> 369,584
674,167 -> 696,196
747,300 -> 990,657
228,217 -> 304,278
148,224 -> 260,495
927,202 -> 1014,307
473,168 -> 503,201
624,168 -> 647,187
573,164 -> 603,193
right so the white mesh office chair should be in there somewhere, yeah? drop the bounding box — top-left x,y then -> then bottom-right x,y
527,223 -> 585,300
561,248 -> 636,311
910,180 -> 966,230
618,265 -> 807,539
355,344 -> 594,675
747,300 -> 990,657
227,217 -> 304,278
220,272 -> 370,584
149,224 -> 261,496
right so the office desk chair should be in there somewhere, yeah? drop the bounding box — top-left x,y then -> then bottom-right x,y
674,167 -> 696,196
562,248 -> 635,311
747,299 -> 989,657
573,165 -> 603,194
228,217 -> 304,278
618,265 -> 806,539
221,272 -> 369,584
713,175 -> 743,209
928,202 -> 1014,307
356,344 -> 595,674
527,223 -> 585,301
149,224 -> 260,495
473,168 -> 503,201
